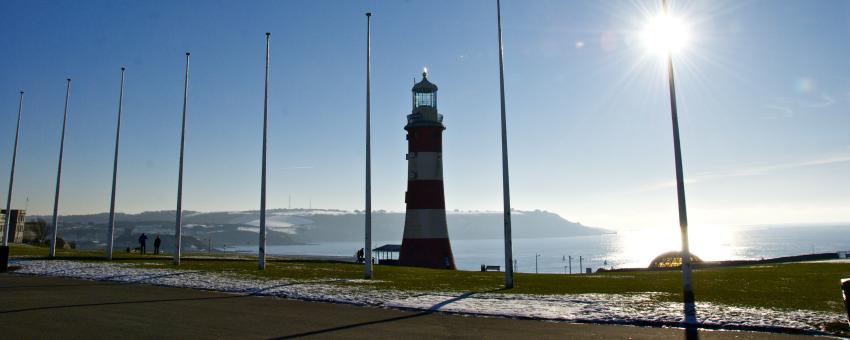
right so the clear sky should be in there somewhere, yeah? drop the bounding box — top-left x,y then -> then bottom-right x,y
1,0 -> 849,230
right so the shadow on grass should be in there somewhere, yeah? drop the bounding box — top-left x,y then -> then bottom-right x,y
273,288 -> 506,339
249,279 -> 349,296
124,271 -> 203,283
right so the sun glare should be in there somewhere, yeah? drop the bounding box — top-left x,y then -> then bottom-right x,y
641,14 -> 690,54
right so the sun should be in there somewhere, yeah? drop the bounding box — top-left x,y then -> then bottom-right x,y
641,13 -> 690,55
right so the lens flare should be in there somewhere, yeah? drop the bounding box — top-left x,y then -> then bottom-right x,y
641,14 -> 690,54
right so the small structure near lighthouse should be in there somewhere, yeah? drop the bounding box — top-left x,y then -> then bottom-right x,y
399,69 -> 456,270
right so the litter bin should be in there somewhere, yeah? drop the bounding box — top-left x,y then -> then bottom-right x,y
842,278 -> 850,327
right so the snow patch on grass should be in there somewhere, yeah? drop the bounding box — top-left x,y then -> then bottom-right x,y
11,259 -> 842,333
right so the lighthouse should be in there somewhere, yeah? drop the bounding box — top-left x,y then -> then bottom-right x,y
399,69 -> 456,270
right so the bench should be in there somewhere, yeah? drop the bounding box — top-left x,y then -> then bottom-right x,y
480,264 -> 501,272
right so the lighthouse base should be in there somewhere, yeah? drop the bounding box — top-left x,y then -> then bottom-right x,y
398,238 -> 456,269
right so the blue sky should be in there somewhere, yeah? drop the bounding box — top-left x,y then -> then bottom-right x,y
1,0 -> 849,230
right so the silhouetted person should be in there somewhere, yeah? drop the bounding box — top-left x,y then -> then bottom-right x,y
138,233 -> 148,255
154,235 -> 161,255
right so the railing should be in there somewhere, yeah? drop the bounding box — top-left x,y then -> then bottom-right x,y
406,113 -> 444,124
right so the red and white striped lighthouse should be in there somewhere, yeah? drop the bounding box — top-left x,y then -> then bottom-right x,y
399,69 -> 456,270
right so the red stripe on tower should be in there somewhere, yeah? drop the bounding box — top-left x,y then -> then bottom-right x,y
399,68 -> 455,270
407,127 -> 443,152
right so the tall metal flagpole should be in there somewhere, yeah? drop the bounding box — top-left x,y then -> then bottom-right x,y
50,79 -> 72,258
661,0 -> 697,329
106,67 -> 126,260
174,52 -> 190,265
496,0 -> 514,288
364,12 -> 373,280
259,33 -> 270,270
3,91 -> 24,248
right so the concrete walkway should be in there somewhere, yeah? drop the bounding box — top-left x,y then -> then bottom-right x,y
0,274 -> 822,339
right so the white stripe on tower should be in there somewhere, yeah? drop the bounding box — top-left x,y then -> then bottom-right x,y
407,152 -> 442,180
402,209 -> 449,239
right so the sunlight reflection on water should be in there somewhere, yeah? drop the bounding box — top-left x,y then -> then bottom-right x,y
237,224 -> 850,273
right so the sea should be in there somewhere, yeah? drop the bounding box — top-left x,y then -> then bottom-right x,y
231,224 -> 850,273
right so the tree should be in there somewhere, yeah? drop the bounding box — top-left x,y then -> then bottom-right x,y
24,219 -> 49,243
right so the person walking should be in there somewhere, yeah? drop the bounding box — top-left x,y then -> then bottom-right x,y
138,233 -> 148,255
154,234 -> 161,255
357,248 -> 364,263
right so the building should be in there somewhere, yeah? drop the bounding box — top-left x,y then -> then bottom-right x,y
372,244 -> 401,265
1,209 -> 26,244
398,69 -> 456,270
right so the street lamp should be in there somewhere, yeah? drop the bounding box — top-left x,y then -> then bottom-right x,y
642,0 -> 697,328
579,256 -> 583,274
535,253 -> 541,274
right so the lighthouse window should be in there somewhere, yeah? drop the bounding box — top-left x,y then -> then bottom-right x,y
414,92 -> 436,108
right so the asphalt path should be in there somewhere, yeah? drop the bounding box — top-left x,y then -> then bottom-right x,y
0,274 -> 822,339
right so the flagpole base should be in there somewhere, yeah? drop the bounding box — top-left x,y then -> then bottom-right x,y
0,246 -> 9,272
841,278 -> 850,328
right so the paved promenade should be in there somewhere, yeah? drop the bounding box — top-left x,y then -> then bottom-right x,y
0,274 -> 822,339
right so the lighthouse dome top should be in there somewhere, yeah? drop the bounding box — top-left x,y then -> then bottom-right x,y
412,69 -> 438,93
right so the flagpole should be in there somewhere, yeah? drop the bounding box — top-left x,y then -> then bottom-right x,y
3,91 -> 24,248
106,67 -> 126,260
174,52 -> 190,265
50,79 -> 71,258
259,32 -> 270,270
661,0 -> 697,330
496,0 -> 514,288
364,12 -> 373,280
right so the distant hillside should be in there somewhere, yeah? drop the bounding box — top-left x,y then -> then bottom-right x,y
293,210 -> 609,242
33,209 -> 611,248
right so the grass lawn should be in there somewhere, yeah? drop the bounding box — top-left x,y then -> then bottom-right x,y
9,243 -> 850,314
